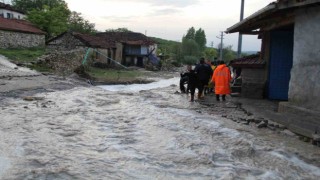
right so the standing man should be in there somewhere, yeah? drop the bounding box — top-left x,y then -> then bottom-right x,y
211,60 -> 232,101
195,57 -> 213,99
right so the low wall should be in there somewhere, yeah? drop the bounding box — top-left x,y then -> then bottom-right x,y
37,50 -> 85,75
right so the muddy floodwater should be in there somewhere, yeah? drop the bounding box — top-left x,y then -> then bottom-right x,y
1,78 -> 320,179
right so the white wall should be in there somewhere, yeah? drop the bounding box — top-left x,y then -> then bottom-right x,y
289,6 -> 320,111
0,9 -> 25,19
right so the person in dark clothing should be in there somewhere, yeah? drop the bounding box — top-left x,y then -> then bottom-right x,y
194,57 -> 213,99
180,65 -> 199,101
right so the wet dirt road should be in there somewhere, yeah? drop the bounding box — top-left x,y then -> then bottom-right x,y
1,78 -> 320,179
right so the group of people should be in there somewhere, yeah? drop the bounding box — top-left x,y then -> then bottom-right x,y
180,57 -> 232,102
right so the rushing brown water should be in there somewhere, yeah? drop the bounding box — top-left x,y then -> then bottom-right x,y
1,78 -> 319,179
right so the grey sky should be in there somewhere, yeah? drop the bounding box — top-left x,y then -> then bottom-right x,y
65,0 -> 275,51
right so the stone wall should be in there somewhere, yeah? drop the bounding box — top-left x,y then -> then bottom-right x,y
0,30 -> 45,48
289,6 -> 320,111
37,49 -> 85,75
46,32 -> 85,51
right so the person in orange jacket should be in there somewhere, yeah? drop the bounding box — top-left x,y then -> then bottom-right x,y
211,60 -> 232,101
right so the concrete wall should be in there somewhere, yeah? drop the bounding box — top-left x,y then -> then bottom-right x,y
241,68 -> 266,99
0,30 -> 45,48
289,6 -> 320,111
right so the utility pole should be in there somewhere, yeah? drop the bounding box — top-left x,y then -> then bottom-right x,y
237,0 -> 245,58
216,31 -> 224,60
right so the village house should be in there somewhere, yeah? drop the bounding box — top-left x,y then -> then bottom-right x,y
0,2 -> 45,49
0,2 -> 26,19
46,31 -> 157,67
0,17 -> 46,49
226,0 -> 320,137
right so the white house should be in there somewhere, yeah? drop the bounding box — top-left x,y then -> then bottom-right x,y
0,2 -> 26,19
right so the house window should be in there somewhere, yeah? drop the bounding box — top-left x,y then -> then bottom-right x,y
96,51 -> 100,59
7,13 -> 12,19
18,15 -> 20,19
0,13 -> 3,18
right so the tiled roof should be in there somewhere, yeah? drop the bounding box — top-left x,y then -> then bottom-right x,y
0,17 -> 45,35
96,32 -> 155,46
73,32 -> 115,48
230,54 -> 265,68
0,2 -> 25,14
46,31 -> 156,49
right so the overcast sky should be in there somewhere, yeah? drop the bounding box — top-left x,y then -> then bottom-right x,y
64,0 -> 275,51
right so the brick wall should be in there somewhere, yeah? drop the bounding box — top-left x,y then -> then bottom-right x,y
0,30 -> 45,48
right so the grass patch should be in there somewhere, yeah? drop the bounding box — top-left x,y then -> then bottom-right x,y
0,47 -> 52,72
87,67 -> 144,82
0,47 -> 46,63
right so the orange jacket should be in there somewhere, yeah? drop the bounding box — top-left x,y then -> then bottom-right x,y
211,64 -> 232,95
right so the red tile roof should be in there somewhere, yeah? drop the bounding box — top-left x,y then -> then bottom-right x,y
73,32 -> 115,48
46,31 -> 156,49
230,54 -> 265,68
0,17 -> 45,35
96,32 -> 155,46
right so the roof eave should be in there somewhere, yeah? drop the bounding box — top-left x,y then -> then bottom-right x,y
226,3 -> 277,34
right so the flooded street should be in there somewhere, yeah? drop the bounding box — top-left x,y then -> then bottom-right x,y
1,78 -> 320,179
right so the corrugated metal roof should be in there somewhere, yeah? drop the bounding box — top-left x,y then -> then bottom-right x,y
0,17 -> 45,35
226,0 -> 320,34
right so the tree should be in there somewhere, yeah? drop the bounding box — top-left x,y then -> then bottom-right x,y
181,38 -> 200,57
105,28 -> 132,33
27,5 -> 70,38
68,11 -> 96,34
11,0 -> 69,12
204,48 -> 218,61
184,27 -> 195,40
12,0 -> 71,39
222,45 -> 237,62
195,28 -> 206,52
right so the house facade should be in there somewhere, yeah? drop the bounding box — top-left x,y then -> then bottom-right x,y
226,0 -> 320,137
0,17 -> 45,48
0,2 -> 26,19
46,31 -> 157,67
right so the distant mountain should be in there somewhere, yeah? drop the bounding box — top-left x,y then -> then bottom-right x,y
242,51 -> 259,55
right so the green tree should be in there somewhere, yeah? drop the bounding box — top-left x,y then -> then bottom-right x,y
184,27 -> 195,40
12,0 -> 71,39
68,11 -> 96,34
195,28 -> 206,52
181,38 -> 200,64
181,38 -> 200,57
222,45 -> 237,62
27,5 -> 70,38
12,0 -> 68,12
105,28 -> 132,32
204,48 -> 218,61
